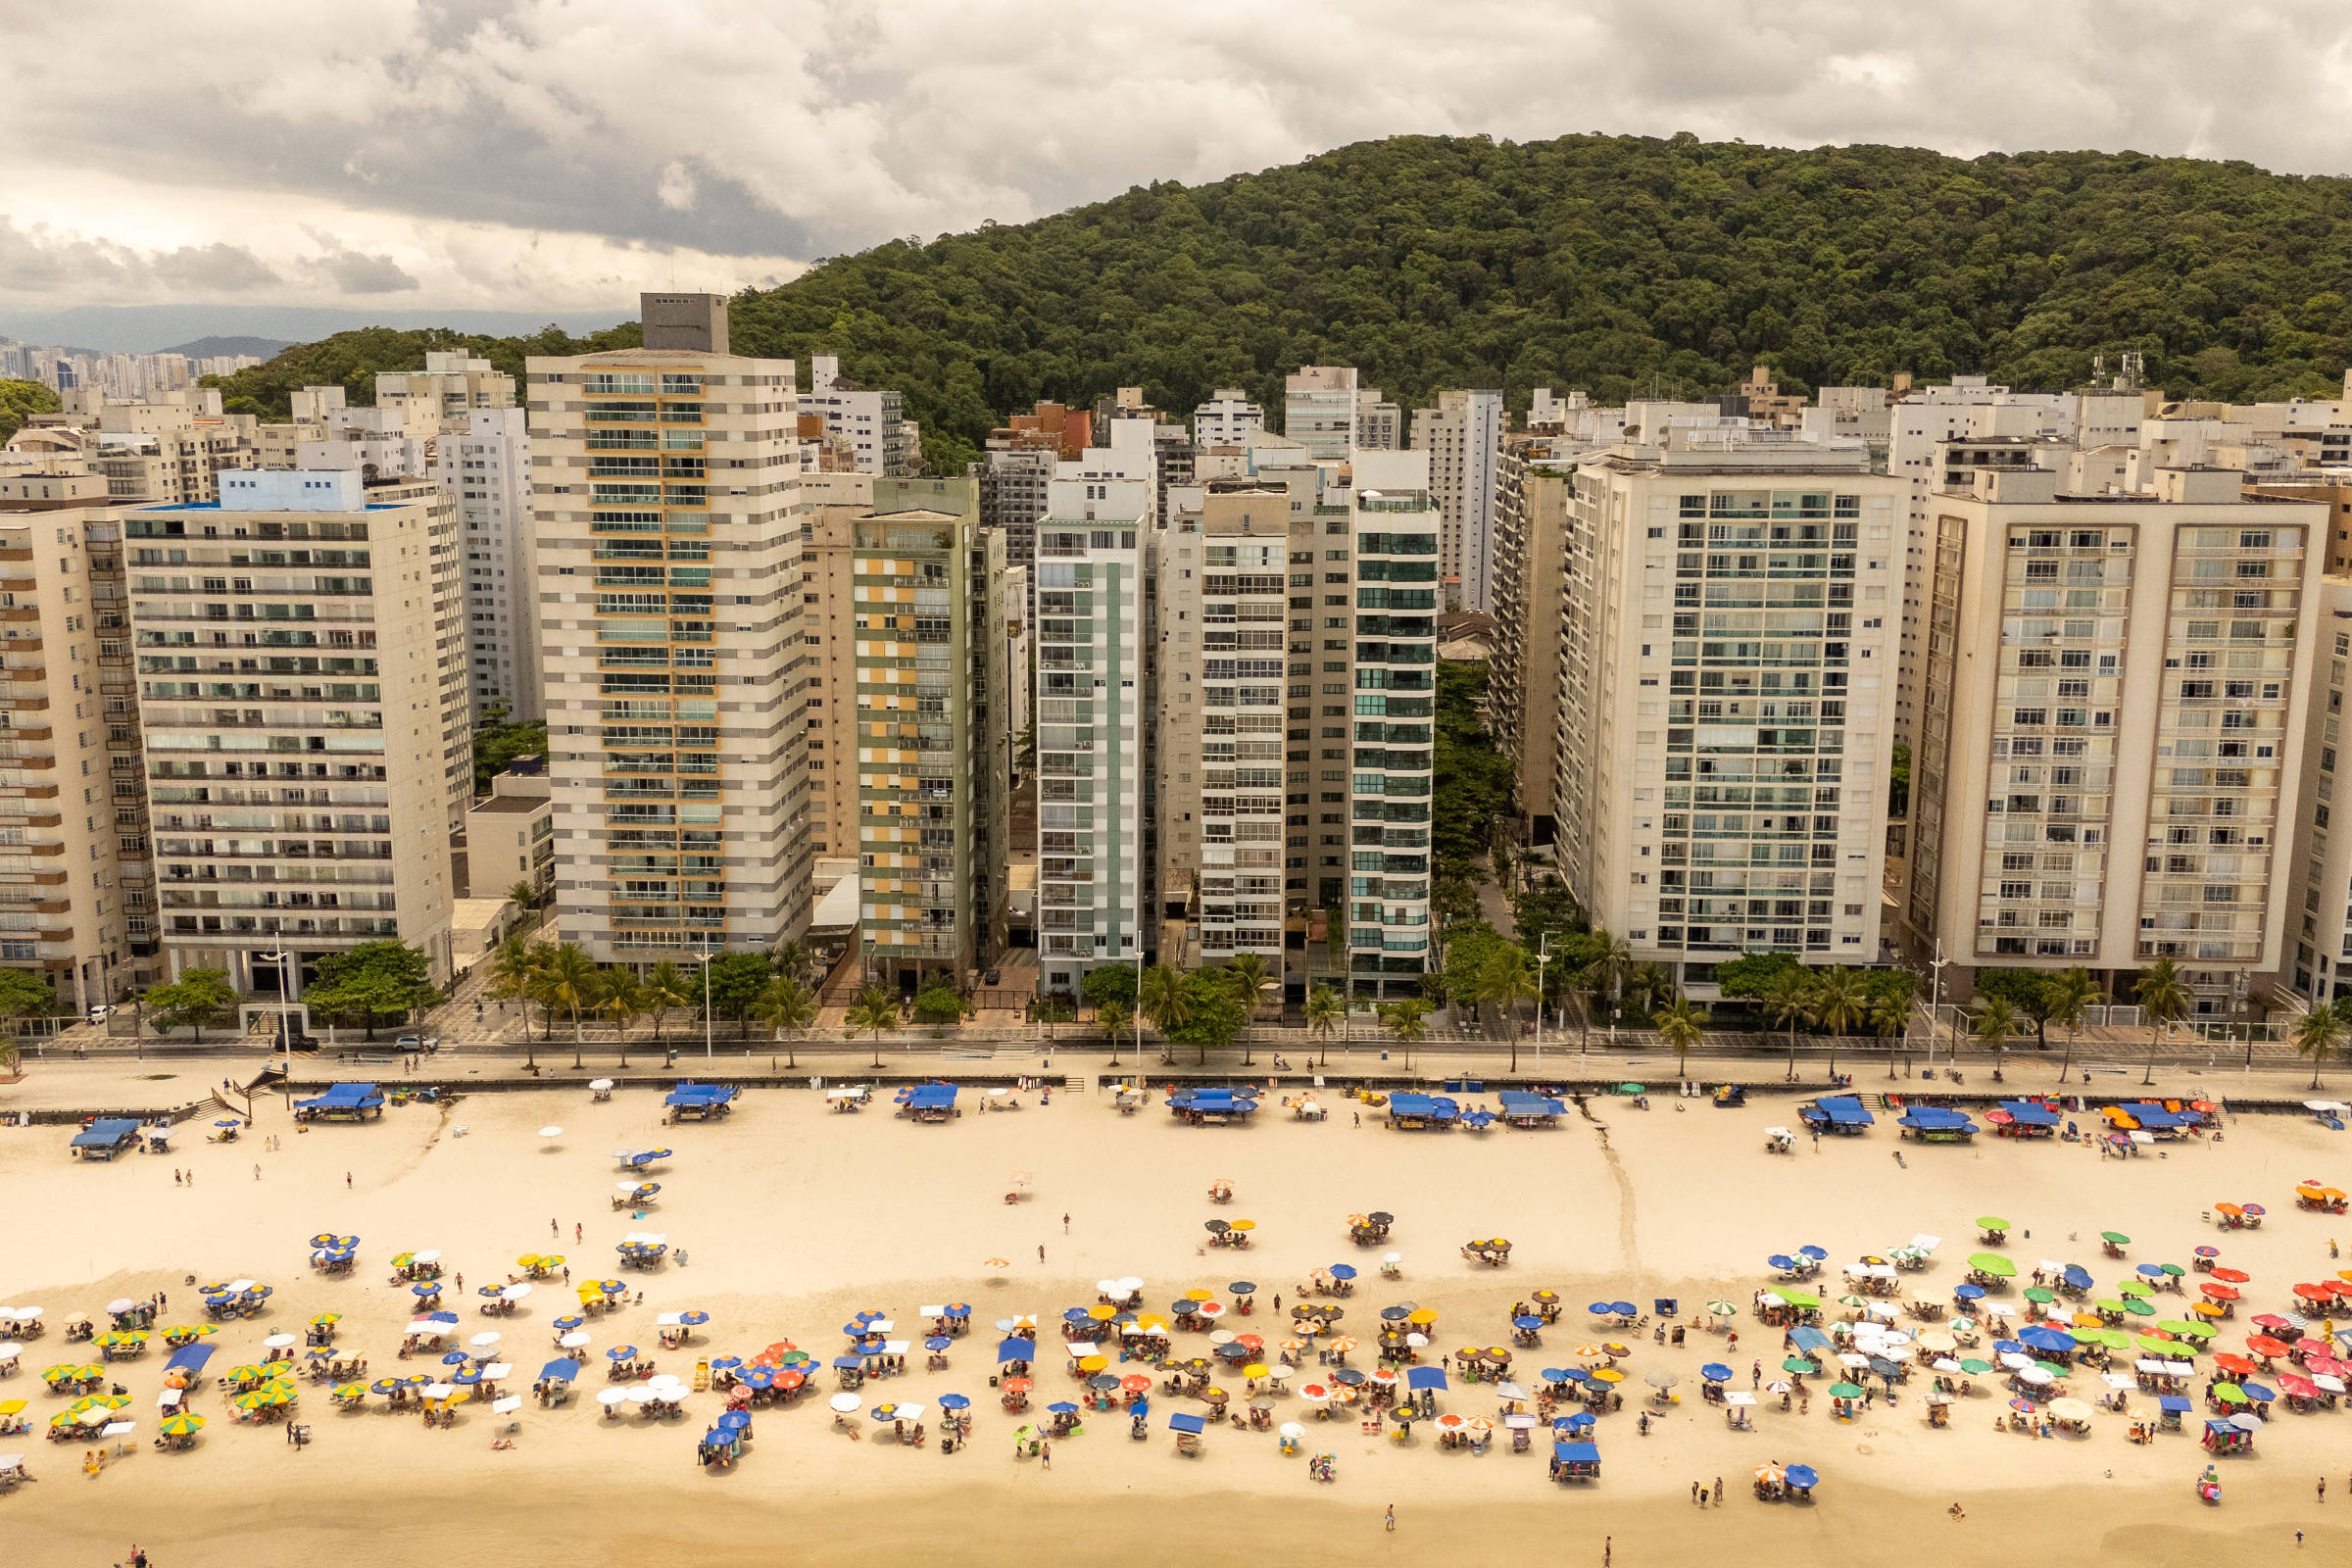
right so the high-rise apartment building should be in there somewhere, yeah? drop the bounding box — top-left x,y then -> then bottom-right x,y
127,468 -> 465,995
443,408 -> 539,721
527,295 -> 812,964
1355,392 -> 1402,454
1411,388 -> 1504,613
851,478 -> 1007,989
799,477 -> 878,864
1905,466 -> 2325,1010
1489,440 -> 1574,847
376,351 -> 515,422
1553,424 -> 1907,983
1284,368 -> 1365,463
1033,478 -> 1153,995
2287,582 -> 2352,1002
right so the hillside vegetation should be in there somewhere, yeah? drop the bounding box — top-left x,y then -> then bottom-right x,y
210,132 -> 2352,444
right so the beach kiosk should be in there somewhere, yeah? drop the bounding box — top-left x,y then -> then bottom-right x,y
1549,1440 -> 1600,1482
291,1084 -> 385,1124
1989,1101 -> 2061,1139
1498,1091 -> 1567,1128
1896,1107 -> 1978,1144
1385,1093 -> 1459,1130
1167,1088 -> 1258,1126
663,1083 -> 737,1123
1800,1096 -> 1875,1137
896,1084 -> 960,1123
69,1119 -> 142,1160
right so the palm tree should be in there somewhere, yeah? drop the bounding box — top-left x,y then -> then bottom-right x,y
643,961 -> 691,1050
1762,969 -> 1815,1081
1810,966 -> 1866,1081
1972,997 -> 2016,1076
1303,985 -> 1344,1068
1224,954 -> 1277,1066
599,968 -> 648,1067
1568,961 -> 1605,1054
1869,986 -> 1908,1078
1098,1000 -> 1131,1068
1652,994 -> 1709,1080
1480,947 -> 1539,1071
1378,997 -> 1431,1070
753,975 -> 816,1069
1586,927 -> 1633,1034
845,985 -> 899,1071
1625,961 -> 1674,1019
534,944 -> 603,1070
485,936 -> 542,1060
1139,962 -> 1189,1066
2134,958 -> 2188,1087
2043,967 -> 2100,1082
2292,1004 -> 2344,1091
774,941 -> 814,991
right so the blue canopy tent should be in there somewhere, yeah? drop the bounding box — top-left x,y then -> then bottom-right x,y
1787,1325 -> 1834,1356
1385,1092 -> 1460,1128
292,1084 -> 384,1122
895,1083 -> 959,1120
540,1358 -> 583,1382
1167,1088 -> 1259,1121
998,1338 -> 1037,1363
2117,1102 -> 2194,1133
1997,1100 -> 2062,1133
1800,1096 -> 1875,1135
1405,1366 -> 1448,1390
663,1083 -> 738,1120
1550,1440 -> 1600,1480
1896,1106 -> 1978,1142
1497,1090 -> 1566,1126
69,1118 -> 142,1159
164,1343 -> 217,1377
1167,1412 -> 1206,1434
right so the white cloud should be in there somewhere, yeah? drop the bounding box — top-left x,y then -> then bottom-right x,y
1,0 -> 2348,309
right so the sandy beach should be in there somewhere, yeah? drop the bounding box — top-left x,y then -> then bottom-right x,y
4,1070 -> 2349,1567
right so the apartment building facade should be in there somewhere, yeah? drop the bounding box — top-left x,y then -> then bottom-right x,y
127,469 -> 463,994
1489,442 -> 1573,846
1034,478 -> 1152,995
1905,466 -> 2325,1011
851,479 -> 1007,989
1411,388 -> 1503,613
527,297 -> 812,964
1553,429 -> 1907,985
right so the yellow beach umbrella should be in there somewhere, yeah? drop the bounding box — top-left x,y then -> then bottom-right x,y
1243,1362 -> 1270,1378
311,1313 -> 342,1327
1229,1220 -> 1256,1233
1183,1289 -> 1214,1302
516,1254 -> 543,1269
1087,1304 -> 1115,1321
332,1382 -> 368,1399
1077,1354 -> 1108,1373
1591,1367 -> 1625,1384
1407,1309 -> 1438,1327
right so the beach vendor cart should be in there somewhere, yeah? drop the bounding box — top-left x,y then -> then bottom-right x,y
2200,1416 -> 2255,1456
1168,1409 -> 1206,1455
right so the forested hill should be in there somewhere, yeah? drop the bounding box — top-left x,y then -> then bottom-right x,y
211,132 -> 2352,458
204,321 -> 643,418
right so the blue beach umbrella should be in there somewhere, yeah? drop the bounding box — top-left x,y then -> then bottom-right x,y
1786,1464 -> 1819,1490
1609,1301 -> 1638,1317
1701,1363 -> 1735,1382
1513,1315 -> 1544,1332
1797,1246 -> 1828,1261
709,1357 -> 743,1373
937,1394 -> 971,1410
998,1338 -> 1036,1363
1329,1265 -> 1357,1281
1767,1254 -> 1796,1271
439,1350 -> 467,1365
554,1315 -> 585,1331
1586,1302 -> 1613,1317
717,1410 -> 751,1431
608,1346 -> 638,1361
1229,1283 -> 1257,1297
1047,1401 -> 1079,1414
678,1311 -> 710,1327
924,1337 -> 952,1352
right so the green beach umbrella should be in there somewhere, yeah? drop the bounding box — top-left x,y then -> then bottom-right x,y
2034,1360 -> 2067,1379
2094,1298 -> 2127,1315
2118,1282 -> 2152,1298
1976,1217 -> 2009,1232
1959,1358 -> 1993,1375
2156,1320 -> 2196,1337
1837,1294 -> 1869,1309
2157,1263 -> 2185,1278
2024,1287 -> 2055,1304
2123,1298 -> 2157,1318
159,1413 -> 204,1437
2212,1383 -> 2247,1405
2100,1232 -> 2130,1247
1827,1382 -> 1867,1399
1781,1291 -> 1822,1311
1783,1356 -> 1819,1375
2135,1335 -> 2180,1356
2093,1330 -> 2134,1350
1968,1253 -> 2016,1278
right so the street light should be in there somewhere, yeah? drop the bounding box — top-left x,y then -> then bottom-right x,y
1928,939 -> 1948,1075
697,930 -> 715,1062
257,950 -> 296,1100
1534,932 -> 1549,1075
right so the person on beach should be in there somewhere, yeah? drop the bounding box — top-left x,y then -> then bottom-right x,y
1039,1245 -> 1047,1263
1062,1212 -> 1070,1234
1385,1505 -> 1395,1533
1949,1503 -> 1965,1521
551,1219 -> 559,1237
1715,1475 -> 1724,1505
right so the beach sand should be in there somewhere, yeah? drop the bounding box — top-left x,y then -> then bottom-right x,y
3,1072 -> 2348,1566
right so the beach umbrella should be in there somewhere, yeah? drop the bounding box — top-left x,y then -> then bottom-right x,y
1643,1370 -> 1677,1391
1786,1464 -> 1819,1490
159,1413 -> 205,1438
1700,1363 -> 1734,1383
1706,1299 -> 1737,1317
1977,1217 -> 2010,1232
439,1350 -> 468,1366
1764,1380 -> 1792,1396
2100,1232 -> 2130,1248
1827,1382 -> 1866,1399
1782,1356 -> 1818,1375
1755,1463 -> 1787,1487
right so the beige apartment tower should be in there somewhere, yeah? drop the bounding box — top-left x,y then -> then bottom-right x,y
527,296 -> 811,964
1905,466 -> 2326,1012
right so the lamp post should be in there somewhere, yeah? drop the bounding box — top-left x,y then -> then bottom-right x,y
258,949 -> 295,1104
697,931 -> 715,1062
1534,932 -> 1549,1076
1928,939 -> 1947,1076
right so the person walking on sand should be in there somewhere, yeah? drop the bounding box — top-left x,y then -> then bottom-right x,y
551,1219 -> 559,1238
575,1223 -> 583,1243
346,1172 -> 353,1189
1062,1212 -> 1070,1235
253,1163 -> 261,1181
1385,1505 -> 1395,1533
1715,1475 -> 1724,1506
1603,1538 -> 1611,1566
1039,1245 -> 1047,1264
2321,1476 -> 2328,1503
1041,1440 -> 1051,1470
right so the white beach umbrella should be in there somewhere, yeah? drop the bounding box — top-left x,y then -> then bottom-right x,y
483,1363 -> 513,1380
262,1334 -> 296,1349
492,1396 -> 523,1415
596,1388 -> 628,1406
559,1332 -> 591,1349
415,1250 -> 441,1265
830,1393 -> 861,1413
589,1080 -> 614,1093
470,1332 -> 501,1349
625,1386 -> 659,1404
539,1126 -> 564,1140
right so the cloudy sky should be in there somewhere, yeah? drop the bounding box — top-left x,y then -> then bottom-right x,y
6,0 -> 2350,322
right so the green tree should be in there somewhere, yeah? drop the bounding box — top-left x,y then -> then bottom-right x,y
912,982 -> 965,1027
1165,970 -> 1250,1068
508,880 -> 541,915
599,968 -> 648,1066
1080,964 -> 1138,1012
1378,997 -> 1432,1066
1223,953 -> 1278,1065
533,944 -> 604,1069
302,941 -> 441,1041
1809,966 -> 1866,1080
2134,958 -> 2189,1087
2293,1004 -> 2343,1091
485,937 -> 543,1062
1303,984 -> 1344,1067
1760,968 -> 1816,1081
1139,962 -> 1190,1065
2042,967 -> 2101,1080
642,961 -> 692,1049
1972,997 -> 2017,1075
0,968 -> 57,1032
1652,994 -> 1709,1079
701,953 -> 774,1041
845,985 -> 899,1070
1870,983 -> 1910,1077
471,717 -> 549,794
1975,969 -> 2062,1052
752,975 -> 816,1067
1479,945 -> 1539,1071
774,941 -> 816,991
146,967 -> 239,1044
1098,999 -> 1132,1067
0,378 -> 60,444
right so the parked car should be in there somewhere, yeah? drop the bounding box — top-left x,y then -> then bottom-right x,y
394,1034 -> 440,1054
86,1004 -> 110,1025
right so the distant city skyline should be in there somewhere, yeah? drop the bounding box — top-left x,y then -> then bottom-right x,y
0,305 -> 634,358
4,3 -> 2350,316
